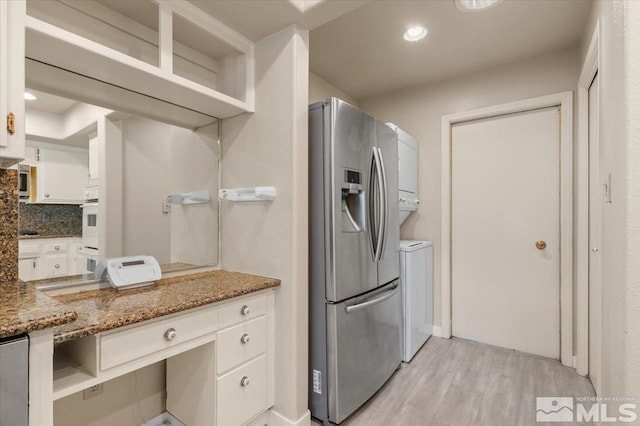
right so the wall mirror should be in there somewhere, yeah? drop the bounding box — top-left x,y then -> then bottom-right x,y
19,87 -> 220,284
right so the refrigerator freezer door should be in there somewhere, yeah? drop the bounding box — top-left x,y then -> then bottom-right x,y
376,121 -> 400,286
326,280 -> 402,423
328,99 -> 378,302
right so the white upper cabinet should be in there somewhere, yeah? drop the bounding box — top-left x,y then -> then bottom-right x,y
0,1 -> 26,167
35,143 -> 88,204
25,0 -> 254,124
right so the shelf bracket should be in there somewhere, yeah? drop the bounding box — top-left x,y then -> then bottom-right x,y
218,186 -> 276,202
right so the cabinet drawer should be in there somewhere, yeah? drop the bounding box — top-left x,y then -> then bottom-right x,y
43,241 -> 69,254
217,355 -> 267,426
43,254 -> 68,277
218,294 -> 266,329
217,315 -> 267,374
19,242 -> 40,258
100,307 -> 217,371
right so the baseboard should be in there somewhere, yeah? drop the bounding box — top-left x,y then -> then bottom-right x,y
140,412 -> 185,426
432,326 -> 442,337
268,409 -> 312,426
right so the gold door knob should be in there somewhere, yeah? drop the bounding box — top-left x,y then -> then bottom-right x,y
536,240 -> 547,250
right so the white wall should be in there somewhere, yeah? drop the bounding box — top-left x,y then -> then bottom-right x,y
25,103 -> 111,142
309,72 -> 360,106
25,109 -> 64,140
122,116 -> 219,266
122,116 -> 172,263
169,122 -> 219,266
359,47 -> 580,329
580,0 -> 640,398
220,25 -> 310,424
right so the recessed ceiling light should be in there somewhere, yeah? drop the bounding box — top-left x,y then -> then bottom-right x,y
403,25 -> 427,42
24,92 -> 37,101
455,0 -> 502,12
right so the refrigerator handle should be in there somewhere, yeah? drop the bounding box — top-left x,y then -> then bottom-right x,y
345,283 -> 399,313
373,147 -> 385,262
376,147 -> 389,260
368,148 -> 379,261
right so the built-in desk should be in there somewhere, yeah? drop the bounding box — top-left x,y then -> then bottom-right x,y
26,270 -> 279,426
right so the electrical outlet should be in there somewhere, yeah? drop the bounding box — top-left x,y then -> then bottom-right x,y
83,383 -> 103,400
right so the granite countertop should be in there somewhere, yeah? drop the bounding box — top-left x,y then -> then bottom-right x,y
19,234 -> 82,240
51,270 -> 280,344
0,281 -> 77,339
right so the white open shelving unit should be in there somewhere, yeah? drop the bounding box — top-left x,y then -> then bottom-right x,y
24,0 -> 254,124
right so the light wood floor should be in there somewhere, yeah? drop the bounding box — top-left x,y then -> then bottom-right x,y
313,337 -> 595,426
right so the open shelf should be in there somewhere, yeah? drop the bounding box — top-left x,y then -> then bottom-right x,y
25,0 -> 254,122
52,335 -> 99,400
52,352 -> 96,401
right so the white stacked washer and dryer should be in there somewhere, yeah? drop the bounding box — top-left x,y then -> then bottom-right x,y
387,123 -> 434,363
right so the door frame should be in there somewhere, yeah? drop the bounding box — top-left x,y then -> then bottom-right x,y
576,20 -> 601,379
440,91 -> 574,366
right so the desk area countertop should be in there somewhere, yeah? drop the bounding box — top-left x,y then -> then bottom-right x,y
0,281 -> 77,339
0,270 -> 280,343
51,270 -> 280,344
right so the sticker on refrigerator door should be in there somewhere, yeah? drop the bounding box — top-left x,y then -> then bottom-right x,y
313,369 -> 322,394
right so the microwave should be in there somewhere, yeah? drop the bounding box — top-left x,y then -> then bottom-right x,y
18,165 -> 31,199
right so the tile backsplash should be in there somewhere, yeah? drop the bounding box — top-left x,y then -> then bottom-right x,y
19,203 -> 83,236
0,169 -> 18,282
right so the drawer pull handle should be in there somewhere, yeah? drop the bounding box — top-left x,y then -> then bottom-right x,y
54,245 -> 60,250
164,328 -> 177,341
240,333 -> 250,344
240,376 -> 250,387
240,305 -> 250,316
54,264 -> 60,269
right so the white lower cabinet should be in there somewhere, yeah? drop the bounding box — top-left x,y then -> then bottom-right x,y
216,354 -> 268,426
45,291 -> 275,426
18,258 -> 37,281
100,305 -> 218,371
167,292 -> 273,426
42,254 -> 69,277
216,316 -> 267,374
18,237 -> 81,280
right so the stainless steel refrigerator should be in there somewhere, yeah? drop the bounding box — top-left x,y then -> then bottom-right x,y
309,98 -> 401,424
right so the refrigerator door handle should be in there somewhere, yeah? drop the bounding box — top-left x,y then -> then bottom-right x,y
368,148 -> 379,261
373,147 -> 385,262
345,283 -> 399,313
376,147 -> 389,260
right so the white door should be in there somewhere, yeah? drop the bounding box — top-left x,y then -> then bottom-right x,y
588,73 -> 602,393
451,107 -> 561,359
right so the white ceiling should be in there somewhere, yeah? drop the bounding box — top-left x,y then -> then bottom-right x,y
309,0 -> 591,100
25,89 -> 78,114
